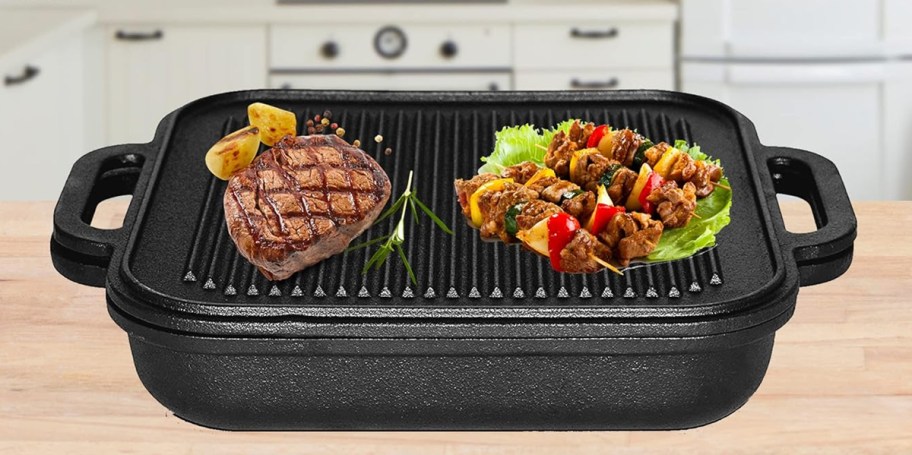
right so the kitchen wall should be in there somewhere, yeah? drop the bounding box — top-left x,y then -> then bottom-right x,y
1,0 -> 910,201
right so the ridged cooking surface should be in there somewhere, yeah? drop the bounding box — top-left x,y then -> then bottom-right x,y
126,94 -> 776,308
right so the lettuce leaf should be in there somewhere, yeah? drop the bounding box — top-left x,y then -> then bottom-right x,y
478,120 -> 576,174
645,176 -> 732,262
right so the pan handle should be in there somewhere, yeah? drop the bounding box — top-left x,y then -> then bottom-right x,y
762,146 -> 857,286
51,144 -> 149,287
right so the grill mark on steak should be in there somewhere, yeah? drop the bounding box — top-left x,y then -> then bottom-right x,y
257,161 -> 288,236
271,147 -> 320,244
339,147 -> 363,223
229,183 -> 261,244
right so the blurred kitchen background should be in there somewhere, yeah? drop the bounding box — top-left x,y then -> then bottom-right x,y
0,0 -> 910,200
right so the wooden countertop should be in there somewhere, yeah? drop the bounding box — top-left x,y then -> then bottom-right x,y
1,201 -> 910,453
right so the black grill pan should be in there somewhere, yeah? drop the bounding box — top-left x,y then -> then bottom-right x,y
51,90 -> 856,430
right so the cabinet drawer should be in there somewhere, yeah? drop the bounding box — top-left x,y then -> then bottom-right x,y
271,25 -> 511,70
513,24 -> 672,70
270,72 -> 510,91
515,70 -> 673,91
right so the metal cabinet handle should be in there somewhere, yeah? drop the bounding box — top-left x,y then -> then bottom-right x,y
570,78 -> 619,89
570,27 -> 619,39
4,65 -> 40,86
115,30 -> 164,41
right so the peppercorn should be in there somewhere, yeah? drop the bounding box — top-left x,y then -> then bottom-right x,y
305,119 -> 314,127
323,110 -> 332,119
314,114 -> 322,122
321,118 -> 330,126
315,124 -> 324,133
330,122 -> 338,130
384,147 -> 393,156
353,139 -> 361,148
374,134 -> 383,143
306,126 -> 316,135
335,127 -> 345,137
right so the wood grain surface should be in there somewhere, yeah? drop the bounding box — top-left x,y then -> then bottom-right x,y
1,201 -> 910,454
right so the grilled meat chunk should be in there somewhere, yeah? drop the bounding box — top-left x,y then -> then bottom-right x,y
598,212 -> 664,266
500,161 -> 540,184
225,135 -> 391,281
573,152 -> 616,192
540,179 -> 579,204
535,178 -> 594,218
643,142 -> 671,168
607,166 -> 638,206
454,173 -> 499,217
646,181 -> 697,228
659,151 -> 723,198
544,120 -> 594,176
605,129 -> 645,167
476,182 -> 539,241
691,160 -> 724,198
558,230 -> 612,274
514,199 -> 562,232
560,191 -> 596,219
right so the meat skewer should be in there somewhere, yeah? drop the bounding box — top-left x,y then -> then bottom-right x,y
544,120 -> 647,177
455,171 -> 663,270
544,121 -> 724,200
640,142 -> 724,197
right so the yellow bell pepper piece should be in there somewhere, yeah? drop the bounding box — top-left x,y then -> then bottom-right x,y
469,178 -> 514,227
524,167 -> 556,188
626,164 -> 653,211
568,148 -> 599,182
653,148 -> 683,179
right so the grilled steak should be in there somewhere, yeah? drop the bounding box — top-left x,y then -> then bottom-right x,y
224,135 -> 391,281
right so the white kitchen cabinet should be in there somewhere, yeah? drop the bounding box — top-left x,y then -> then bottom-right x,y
106,25 -> 267,145
271,72 -> 510,91
682,62 -> 884,200
681,0 -> 883,58
515,69 -> 673,91
884,62 -> 912,200
0,32 -> 85,200
513,24 -> 673,70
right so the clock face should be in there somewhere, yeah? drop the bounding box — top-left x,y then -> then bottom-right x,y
374,26 -> 407,59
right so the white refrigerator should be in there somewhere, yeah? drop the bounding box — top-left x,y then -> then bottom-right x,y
680,0 -> 912,200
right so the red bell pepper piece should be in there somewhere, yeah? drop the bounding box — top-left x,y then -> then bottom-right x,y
637,171 -> 664,215
589,205 -> 625,236
547,212 -> 580,272
586,124 -> 609,148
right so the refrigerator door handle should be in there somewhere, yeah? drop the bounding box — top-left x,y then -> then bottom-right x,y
727,63 -> 887,85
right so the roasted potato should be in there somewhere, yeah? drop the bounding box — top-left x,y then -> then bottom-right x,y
205,125 -> 260,180
248,102 -> 297,146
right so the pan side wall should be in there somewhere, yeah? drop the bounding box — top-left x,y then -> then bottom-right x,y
128,335 -> 774,431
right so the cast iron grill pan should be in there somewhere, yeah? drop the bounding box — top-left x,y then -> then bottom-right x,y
49,90 -> 857,431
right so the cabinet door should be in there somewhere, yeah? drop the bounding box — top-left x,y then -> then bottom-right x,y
682,62 -> 884,200
0,34 -> 84,200
270,73 -> 511,91
106,26 -> 267,145
884,62 -> 912,200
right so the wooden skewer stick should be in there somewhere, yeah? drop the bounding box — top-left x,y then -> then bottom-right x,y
534,143 -> 548,151
715,183 -> 731,191
691,212 -> 703,219
590,254 -> 624,276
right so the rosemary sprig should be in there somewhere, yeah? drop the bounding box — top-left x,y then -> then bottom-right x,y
345,170 -> 453,285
